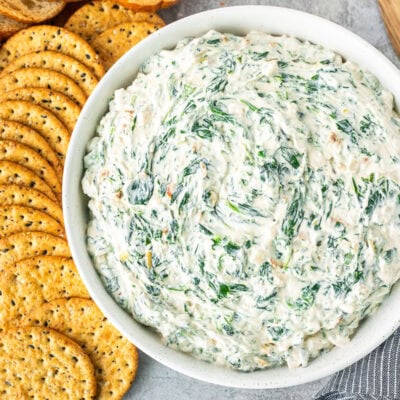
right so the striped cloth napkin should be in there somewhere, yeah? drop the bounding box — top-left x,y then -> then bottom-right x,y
315,328 -> 400,400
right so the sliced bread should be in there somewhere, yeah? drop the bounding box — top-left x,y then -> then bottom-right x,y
0,14 -> 28,39
0,0 -> 66,23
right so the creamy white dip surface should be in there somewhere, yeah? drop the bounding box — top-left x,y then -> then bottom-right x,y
82,31 -> 400,370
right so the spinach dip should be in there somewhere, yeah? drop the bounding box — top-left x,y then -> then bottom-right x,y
82,31 -> 400,370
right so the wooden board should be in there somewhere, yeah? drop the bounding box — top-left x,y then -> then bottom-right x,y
378,0 -> 400,56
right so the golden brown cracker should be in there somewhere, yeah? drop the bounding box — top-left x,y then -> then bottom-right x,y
0,184 -> 63,225
21,297 -> 138,400
0,67 -> 86,107
0,25 -> 105,79
0,205 -> 65,238
0,51 -> 99,98
92,21 -> 162,70
0,88 -> 81,133
0,256 -> 89,327
0,118 -> 63,176
0,161 -> 57,201
0,100 -> 70,165
115,0 -> 179,12
0,326 -> 97,399
65,0 -> 165,43
0,231 -> 70,271
0,139 -> 62,200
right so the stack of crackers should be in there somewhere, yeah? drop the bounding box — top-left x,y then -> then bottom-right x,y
64,0 -> 168,70
0,23 -> 139,399
0,0 -> 177,43
0,0 -> 180,398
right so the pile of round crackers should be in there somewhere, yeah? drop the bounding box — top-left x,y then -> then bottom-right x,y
0,0 -> 178,41
0,1 -> 179,397
0,18 -> 142,400
64,0 -> 167,70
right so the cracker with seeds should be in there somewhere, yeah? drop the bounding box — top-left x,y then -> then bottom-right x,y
0,51 -> 99,97
0,140 -> 62,200
115,0 -> 179,11
0,326 -> 96,399
0,184 -> 63,225
0,136 -> 62,184
92,21 -> 162,70
0,88 -> 81,133
0,161 -> 57,201
0,67 -> 86,107
0,256 -> 89,327
0,25 -> 105,79
0,119 -> 63,175
21,297 -> 138,400
65,0 -> 165,43
0,205 -> 65,238
0,231 -> 70,271
0,100 -> 71,165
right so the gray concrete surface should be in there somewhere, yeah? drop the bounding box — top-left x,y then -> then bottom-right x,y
124,1 -> 399,398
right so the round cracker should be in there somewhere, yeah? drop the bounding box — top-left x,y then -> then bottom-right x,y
0,67 -> 86,107
65,0 -> 165,43
21,298 -> 138,400
0,88 -> 81,133
0,161 -> 57,202
0,231 -> 70,271
0,51 -> 99,98
0,205 -> 65,238
0,326 -> 96,399
0,100 -> 70,164
0,184 -> 63,225
0,140 -> 61,200
0,256 -> 89,328
0,25 -> 105,79
115,0 -> 179,12
0,118 -> 63,176
92,21 -> 162,70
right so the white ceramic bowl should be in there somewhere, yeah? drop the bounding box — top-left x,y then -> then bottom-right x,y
63,5 -> 400,389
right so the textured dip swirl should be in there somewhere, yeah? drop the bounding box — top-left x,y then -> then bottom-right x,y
82,31 -> 400,370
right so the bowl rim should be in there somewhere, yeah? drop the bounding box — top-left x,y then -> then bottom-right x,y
63,5 -> 400,389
